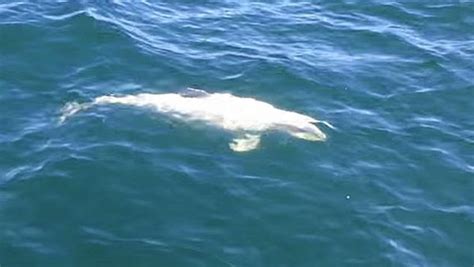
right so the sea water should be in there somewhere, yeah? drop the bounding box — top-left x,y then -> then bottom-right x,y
0,1 -> 473,266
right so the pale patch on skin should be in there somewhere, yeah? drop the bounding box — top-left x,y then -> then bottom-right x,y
291,131 -> 326,141
60,88 -> 333,152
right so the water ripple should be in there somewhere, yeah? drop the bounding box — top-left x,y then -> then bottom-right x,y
1,1 -> 473,266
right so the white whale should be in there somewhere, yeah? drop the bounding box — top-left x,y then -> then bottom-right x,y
60,88 -> 333,152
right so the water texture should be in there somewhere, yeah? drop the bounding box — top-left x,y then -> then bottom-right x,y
1,1 -> 473,266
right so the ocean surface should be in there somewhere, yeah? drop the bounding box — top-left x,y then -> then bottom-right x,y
1,1 -> 473,266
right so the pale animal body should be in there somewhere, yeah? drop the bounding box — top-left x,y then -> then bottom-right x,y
61,89 -> 333,152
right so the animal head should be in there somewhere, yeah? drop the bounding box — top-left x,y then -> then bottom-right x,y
289,122 -> 327,141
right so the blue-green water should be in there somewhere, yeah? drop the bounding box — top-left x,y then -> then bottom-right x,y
1,1 -> 473,266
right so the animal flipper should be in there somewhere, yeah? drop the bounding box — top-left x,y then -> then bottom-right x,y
229,134 -> 261,152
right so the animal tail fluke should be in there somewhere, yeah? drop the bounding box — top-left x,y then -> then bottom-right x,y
59,95 -> 142,124
59,101 -> 93,124
59,94 -> 143,124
